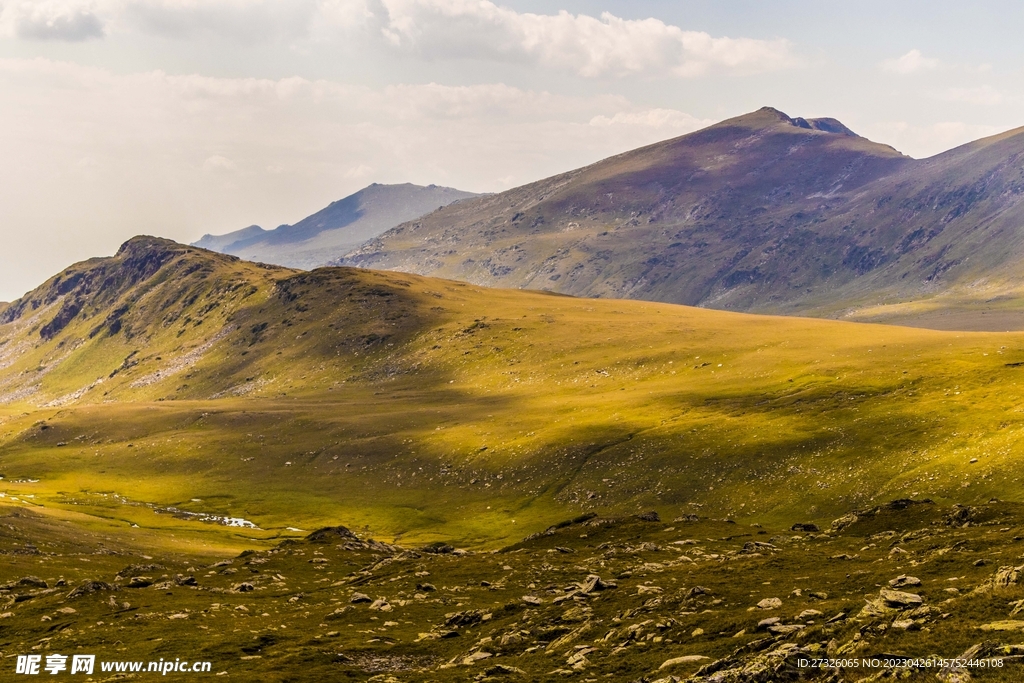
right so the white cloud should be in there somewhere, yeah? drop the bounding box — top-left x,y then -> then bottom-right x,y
0,57 -> 713,300
865,120 -> 1008,158
939,85 -> 1005,106
377,1 -> 798,78
0,0 -> 798,78
203,155 -> 237,171
119,0 -> 319,42
881,49 -> 938,75
590,108 -> 710,129
0,0 -> 105,41
344,163 -> 374,178
0,0 -> 327,42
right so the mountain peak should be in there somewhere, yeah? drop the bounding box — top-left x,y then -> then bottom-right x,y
343,107 -> 917,313
733,106 -> 858,137
192,182 -> 478,270
115,235 -> 188,258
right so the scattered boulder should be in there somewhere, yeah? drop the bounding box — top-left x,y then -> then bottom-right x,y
979,620 -> 1024,631
943,505 -> 979,527
306,526 -> 357,543
116,564 -> 163,579
481,664 -> 525,676
879,589 -> 923,608
127,577 -> 153,588
578,574 -> 616,594
533,512 -> 599,538
18,576 -> 48,588
828,499 -> 935,535
462,651 -> 492,665
350,592 -> 373,604
992,565 -> 1024,589
369,598 -> 392,612
757,617 -> 781,630
972,564 -> 1024,594
828,513 -> 859,533
742,541 -> 777,553
659,655 -> 709,670
559,606 -> 592,623
687,642 -> 810,682
859,598 -> 896,618
888,575 -> 921,588
422,541 -> 455,554
756,597 -> 782,610
68,581 -> 117,599
445,609 -> 485,628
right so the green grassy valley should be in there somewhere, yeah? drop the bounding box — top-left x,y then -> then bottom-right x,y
3,237 -> 1024,680
2,237 -> 1024,545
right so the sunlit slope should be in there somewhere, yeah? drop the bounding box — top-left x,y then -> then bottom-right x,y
2,237 -> 1024,546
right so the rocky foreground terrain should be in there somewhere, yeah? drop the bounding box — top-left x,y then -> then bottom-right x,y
3,498 -> 1024,682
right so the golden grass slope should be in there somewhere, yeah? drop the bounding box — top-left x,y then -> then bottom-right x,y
2,237 -> 1024,548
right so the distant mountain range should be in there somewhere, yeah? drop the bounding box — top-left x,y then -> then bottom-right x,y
339,107 -> 1024,329
193,182 -> 478,269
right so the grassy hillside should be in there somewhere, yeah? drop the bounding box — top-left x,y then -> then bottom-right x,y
2,238 -> 1024,551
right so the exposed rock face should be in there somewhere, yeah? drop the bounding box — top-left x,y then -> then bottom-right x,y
972,564 -> 1024,594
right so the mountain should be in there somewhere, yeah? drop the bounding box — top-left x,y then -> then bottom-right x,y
340,108 -> 1024,329
193,182 -> 478,269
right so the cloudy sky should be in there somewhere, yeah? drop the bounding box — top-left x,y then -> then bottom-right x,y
1,0 -> 1022,300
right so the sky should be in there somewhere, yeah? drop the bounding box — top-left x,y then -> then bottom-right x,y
1,1 -> 1023,301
